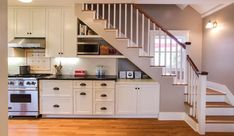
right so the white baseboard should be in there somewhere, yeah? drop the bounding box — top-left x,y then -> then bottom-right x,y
184,113 -> 198,132
207,81 -> 234,105
158,112 -> 185,120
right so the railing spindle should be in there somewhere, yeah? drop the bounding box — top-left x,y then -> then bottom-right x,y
108,4 -> 110,28
136,9 -> 139,46
158,28 -> 161,66
113,4 -> 116,28
130,4 -> 133,46
97,4 -> 99,19
142,14 -> 144,52
91,4 -> 93,10
102,4 -> 105,19
119,4 -> 122,37
125,4 -> 127,38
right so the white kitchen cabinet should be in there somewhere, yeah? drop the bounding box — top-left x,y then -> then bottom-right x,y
116,85 -> 137,114
46,7 -> 76,57
74,89 -> 93,115
15,8 -> 46,37
8,8 -> 25,57
116,82 -> 160,116
40,96 -> 73,115
40,80 -> 73,115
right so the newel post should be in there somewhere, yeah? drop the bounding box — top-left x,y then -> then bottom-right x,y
197,72 -> 208,135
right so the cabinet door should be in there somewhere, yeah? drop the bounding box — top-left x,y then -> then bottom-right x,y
74,89 -> 93,115
137,85 -> 159,115
61,7 -> 76,57
8,8 -> 15,42
46,8 -> 62,57
15,8 -> 31,37
116,85 -> 137,115
31,8 -> 46,37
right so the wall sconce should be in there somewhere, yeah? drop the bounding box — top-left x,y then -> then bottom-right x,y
206,20 -> 218,29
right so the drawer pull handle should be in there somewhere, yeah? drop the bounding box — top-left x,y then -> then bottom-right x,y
100,94 -> 107,97
100,107 -> 107,110
53,104 -> 60,108
80,92 -> 86,95
80,83 -> 86,86
101,83 -> 107,86
53,87 -> 59,90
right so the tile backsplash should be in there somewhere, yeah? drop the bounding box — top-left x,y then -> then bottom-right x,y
8,57 -> 117,75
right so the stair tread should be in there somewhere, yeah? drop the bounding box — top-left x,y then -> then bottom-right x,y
206,116 -> 234,124
207,88 -> 225,95
206,102 -> 234,108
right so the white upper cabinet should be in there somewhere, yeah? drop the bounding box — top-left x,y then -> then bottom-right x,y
46,7 -> 76,57
15,8 -> 46,37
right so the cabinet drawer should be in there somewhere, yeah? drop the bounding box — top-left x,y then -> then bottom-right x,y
95,89 -> 114,102
40,96 -> 73,115
94,102 -> 114,115
73,81 -> 93,89
93,81 -> 115,89
40,80 -> 72,96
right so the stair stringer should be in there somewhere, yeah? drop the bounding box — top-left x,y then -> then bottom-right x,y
75,4 -> 185,112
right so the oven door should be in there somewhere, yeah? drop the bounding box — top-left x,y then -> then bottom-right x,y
8,90 -> 38,112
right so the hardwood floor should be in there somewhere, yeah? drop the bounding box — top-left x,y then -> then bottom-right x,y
8,119 -> 234,136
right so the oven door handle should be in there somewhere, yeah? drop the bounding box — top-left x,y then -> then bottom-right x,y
8,88 -> 37,91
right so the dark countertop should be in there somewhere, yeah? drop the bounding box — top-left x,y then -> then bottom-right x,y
38,75 -> 117,80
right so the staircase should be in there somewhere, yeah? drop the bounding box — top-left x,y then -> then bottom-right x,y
75,3 -> 233,134
205,89 -> 234,132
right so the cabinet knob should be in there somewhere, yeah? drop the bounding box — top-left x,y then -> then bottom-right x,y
100,107 -> 107,111
80,83 -> 86,86
61,52 -> 63,55
101,83 -> 107,87
100,94 -> 107,97
53,104 -> 60,108
53,87 -> 59,91
80,92 -> 86,95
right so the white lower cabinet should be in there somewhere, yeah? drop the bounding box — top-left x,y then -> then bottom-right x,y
74,89 -> 93,115
40,96 -> 73,115
116,82 -> 160,116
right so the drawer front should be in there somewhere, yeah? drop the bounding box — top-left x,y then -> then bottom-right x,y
94,102 -> 114,115
95,89 -> 114,102
40,97 -> 73,115
73,81 -> 93,89
74,89 -> 93,115
40,80 -> 73,96
93,81 -> 115,89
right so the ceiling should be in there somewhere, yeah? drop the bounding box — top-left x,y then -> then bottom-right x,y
8,0 -> 234,17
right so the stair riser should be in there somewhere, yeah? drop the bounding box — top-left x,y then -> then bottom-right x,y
206,108 -> 234,116
206,95 -> 226,102
206,124 -> 234,132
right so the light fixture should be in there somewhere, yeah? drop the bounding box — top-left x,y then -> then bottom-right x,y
18,0 -> 32,3
206,20 -> 218,29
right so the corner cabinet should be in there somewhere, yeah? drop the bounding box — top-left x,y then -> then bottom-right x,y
15,8 -> 46,37
116,81 -> 160,117
45,7 -> 77,57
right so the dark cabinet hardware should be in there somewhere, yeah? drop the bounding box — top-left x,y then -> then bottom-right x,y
100,94 -> 107,97
100,107 -> 107,110
53,87 -> 60,90
80,92 -> 86,95
101,83 -> 107,86
80,83 -> 87,86
53,104 -> 60,108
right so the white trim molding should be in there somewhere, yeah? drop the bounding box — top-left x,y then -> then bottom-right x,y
158,112 -> 185,120
207,81 -> 234,105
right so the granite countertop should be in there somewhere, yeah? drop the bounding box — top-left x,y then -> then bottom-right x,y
39,75 -> 117,80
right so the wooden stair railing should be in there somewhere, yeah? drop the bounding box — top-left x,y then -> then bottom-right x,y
81,4 -> 208,134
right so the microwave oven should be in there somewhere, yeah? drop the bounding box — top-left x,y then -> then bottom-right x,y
77,42 -> 99,55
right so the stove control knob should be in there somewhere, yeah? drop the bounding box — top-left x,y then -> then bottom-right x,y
26,82 -> 31,85
19,82 -> 24,86
31,82 -> 36,85
9,82 -> 14,85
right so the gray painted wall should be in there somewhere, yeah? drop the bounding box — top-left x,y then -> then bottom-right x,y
0,0 -> 8,135
202,4 -> 234,94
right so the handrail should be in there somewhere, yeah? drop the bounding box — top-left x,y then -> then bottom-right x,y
187,55 -> 208,76
133,4 -> 187,49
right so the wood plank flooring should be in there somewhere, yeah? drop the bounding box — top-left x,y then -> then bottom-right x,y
8,119 -> 234,136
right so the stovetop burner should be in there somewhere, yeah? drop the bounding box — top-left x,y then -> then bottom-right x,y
8,73 -> 51,78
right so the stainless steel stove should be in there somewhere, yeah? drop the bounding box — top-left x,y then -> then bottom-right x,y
8,74 -> 50,117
